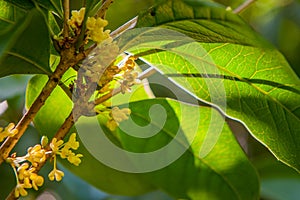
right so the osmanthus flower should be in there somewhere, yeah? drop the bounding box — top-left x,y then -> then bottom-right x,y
68,7 -> 110,44
0,123 -> 18,142
14,183 -> 27,198
25,144 -> 46,167
68,7 -> 86,28
49,133 -> 83,181
7,159 -> 44,198
106,107 -> 131,131
48,164 -> 64,182
17,163 -> 44,190
86,17 -> 111,43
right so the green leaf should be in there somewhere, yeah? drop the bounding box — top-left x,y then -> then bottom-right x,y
33,0 -> 63,17
133,0 -> 300,172
0,5 -> 51,77
136,0 -> 269,47
3,0 -> 34,10
3,0 -> 62,16
107,99 -> 259,199
25,72 -> 154,196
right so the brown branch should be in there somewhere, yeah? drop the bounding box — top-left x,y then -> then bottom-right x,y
63,0 -> 70,38
5,113 -> 75,200
5,64 -> 157,200
0,47 -> 86,165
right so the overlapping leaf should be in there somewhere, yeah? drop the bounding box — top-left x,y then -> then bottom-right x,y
132,0 -> 300,171
113,99 -> 259,199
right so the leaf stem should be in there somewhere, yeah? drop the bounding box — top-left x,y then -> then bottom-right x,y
233,0 -> 257,14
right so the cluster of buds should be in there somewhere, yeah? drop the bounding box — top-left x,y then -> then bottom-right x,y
68,7 -> 110,44
68,7 -> 86,29
91,55 -> 139,131
107,107 -> 131,131
6,133 -> 82,198
0,123 -> 18,142
14,163 -> 44,197
48,133 -> 82,182
86,17 -> 111,43
50,133 -> 83,167
82,38 -> 120,84
7,142 -> 47,197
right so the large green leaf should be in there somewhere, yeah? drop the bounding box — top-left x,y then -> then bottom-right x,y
0,2 -> 51,77
111,99 -> 259,199
25,71 -> 155,195
133,0 -> 300,172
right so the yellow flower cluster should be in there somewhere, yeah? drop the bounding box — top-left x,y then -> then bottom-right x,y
98,64 -> 121,88
0,123 -> 18,142
86,17 -> 111,43
7,133 -> 83,197
7,140 -> 46,197
14,163 -> 44,197
97,55 -> 138,94
120,71 -> 139,94
68,7 -> 86,28
50,133 -> 83,167
107,107 -> 131,131
68,7 -> 110,43
25,144 -> 46,167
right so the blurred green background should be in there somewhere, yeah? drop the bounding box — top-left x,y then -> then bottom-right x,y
0,0 -> 299,199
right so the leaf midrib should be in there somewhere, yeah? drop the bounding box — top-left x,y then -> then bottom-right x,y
134,43 -> 300,125
6,51 -> 51,75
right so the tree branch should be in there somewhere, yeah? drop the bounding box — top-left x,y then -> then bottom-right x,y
0,48 -> 86,165
5,113 -> 75,200
63,0 -> 70,38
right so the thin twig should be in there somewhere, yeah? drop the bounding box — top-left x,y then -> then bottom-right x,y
233,0 -> 257,14
63,0 -> 70,38
95,0 -> 114,19
110,16 -> 138,39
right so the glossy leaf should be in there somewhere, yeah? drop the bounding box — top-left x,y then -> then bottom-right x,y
113,99 -> 259,199
133,0 -> 300,172
0,4 -> 51,77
